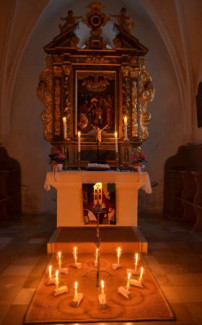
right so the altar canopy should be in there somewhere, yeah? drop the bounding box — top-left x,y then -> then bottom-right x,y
44,171 -> 151,227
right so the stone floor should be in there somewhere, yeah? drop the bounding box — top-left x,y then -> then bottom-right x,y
0,213 -> 201,325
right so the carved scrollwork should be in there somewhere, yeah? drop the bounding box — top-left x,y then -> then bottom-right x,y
63,65 -> 72,139
54,79 -> 61,136
37,57 -> 53,142
121,66 -> 131,138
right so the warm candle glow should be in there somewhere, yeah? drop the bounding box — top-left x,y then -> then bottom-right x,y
116,247 -> 122,265
101,280 -> 105,294
73,246 -> 78,264
57,251 -> 62,269
134,253 -> 140,271
55,269 -> 59,288
78,131 -> 81,152
93,182 -> 102,207
115,131 -> 118,153
74,281 -> 78,300
63,117 -> 67,139
127,272 -> 131,290
48,265 -> 52,280
139,267 -> 144,282
124,116 -> 127,140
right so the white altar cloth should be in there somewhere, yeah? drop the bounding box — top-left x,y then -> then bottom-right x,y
44,171 -> 151,227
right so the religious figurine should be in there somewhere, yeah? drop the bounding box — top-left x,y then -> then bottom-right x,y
59,10 -> 82,33
111,7 -> 135,32
92,124 -> 109,144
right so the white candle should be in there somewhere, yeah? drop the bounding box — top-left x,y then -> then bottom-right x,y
48,265 -> 52,280
78,131 -> 81,152
63,117 -> 67,139
115,131 -> 118,153
73,246 -> 78,264
116,247 -> 122,265
101,280 -> 105,295
57,251 -> 62,269
139,267 -> 144,282
55,270 -> 59,288
126,272 -> 131,290
124,116 -> 127,140
74,281 -> 78,300
134,253 -> 139,272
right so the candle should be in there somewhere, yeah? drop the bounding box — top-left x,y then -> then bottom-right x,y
73,246 -> 78,264
124,116 -> 127,140
116,247 -> 122,265
63,117 -> 67,139
95,248 -> 99,267
115,131 -> 118,153
48,265 -> 52,280
134,253 -> 139,272
101,280 -> 105,295
74,281 -> 78,300
55,270 -> 59,288
57,251 -> 62,269
139,267 -> 144,282
78,131 -> 81,152
126,272 -> 131,290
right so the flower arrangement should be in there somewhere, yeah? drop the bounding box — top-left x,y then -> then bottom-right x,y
49,150 -> 66,165
130,151 -> 147,165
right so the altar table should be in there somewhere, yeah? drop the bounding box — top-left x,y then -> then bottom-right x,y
44,171 -> 151,227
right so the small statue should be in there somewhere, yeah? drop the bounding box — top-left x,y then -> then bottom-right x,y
59,10 -> 82,33
92,124 -> 109,144
111,7 -> 135,32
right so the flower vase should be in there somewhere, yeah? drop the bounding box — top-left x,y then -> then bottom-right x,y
57,163 -> 63,172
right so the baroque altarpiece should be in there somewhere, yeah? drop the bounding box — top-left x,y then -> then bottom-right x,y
37,2 -> 154,167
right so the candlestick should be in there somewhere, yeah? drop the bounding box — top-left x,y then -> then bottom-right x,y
124,116 -> 127,140
115,131 -> 118,153
55,270 -> 59,289
139,267 -> 144,283
73,247 -> 77,264
78,131 -> 81,152
63,117 -> 67,139
57,251 -> 62,270
74,281 -> 78,301
95,248 -> 99,267
117,247 -> 122,265
126,272 -> 131,290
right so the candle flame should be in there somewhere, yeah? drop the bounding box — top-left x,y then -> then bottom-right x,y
62,116 -> 66,122
139,267 -> 144,282
124,116 -> 127,123
78,131 -> 81,137
74,281 -> 78,290
116,247 -> 122,257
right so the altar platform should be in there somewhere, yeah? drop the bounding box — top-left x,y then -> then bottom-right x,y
47,226 -> 148,254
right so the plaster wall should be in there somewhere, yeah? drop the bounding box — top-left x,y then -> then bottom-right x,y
4,0 -> 188,214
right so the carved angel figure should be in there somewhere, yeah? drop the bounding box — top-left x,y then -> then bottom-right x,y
111,7 -> 135,32
59,10 -> 82,33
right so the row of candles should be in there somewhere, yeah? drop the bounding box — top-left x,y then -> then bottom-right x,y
62,116 -> 128,153
47,247 -> 145,305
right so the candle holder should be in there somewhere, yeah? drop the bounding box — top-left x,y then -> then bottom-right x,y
77,151 -> 81,170
115,152 -> 120,171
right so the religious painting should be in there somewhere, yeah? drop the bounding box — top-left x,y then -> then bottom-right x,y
82,183 -> 116,225
75,71 -> 117,136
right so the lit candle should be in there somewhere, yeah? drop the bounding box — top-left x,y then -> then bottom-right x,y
126,272 -> 131,290
74,281 -> 78,300
95,248 -> 99,267
57,251 -> 62,269
55,269 -> 59,288
48,265 -> 52,280
63,117 -> 67,139
134,253 -> 139,272
116,247 -> 122,265
115,131 -> 118,153
139,267 -> 144,283
73,246 -> 78,264
78,131 -> 81,152
101,280 -> 105,295
124,116 -> 127,140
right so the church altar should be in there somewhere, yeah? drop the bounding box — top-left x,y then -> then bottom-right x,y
44,171 -> 151,227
